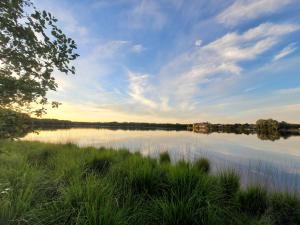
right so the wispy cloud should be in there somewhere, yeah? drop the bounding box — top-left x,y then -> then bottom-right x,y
91,40 -> 145,59
128,71 -> 157,109
127,0 -> 167,29
131,44 -> 146,53
35,1 -> 89,41
273,43 -> 297,61
195,39 -> 203,47
217,0 -> 293,27
275,86 -> 300,95
156,23 -> 299,112
112,22 -> 300,122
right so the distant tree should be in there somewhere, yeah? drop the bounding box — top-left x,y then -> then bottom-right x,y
256,119 -> 282,141
256,119 -> 279,133
0,107 -> 31,138
0,0 -> 79,116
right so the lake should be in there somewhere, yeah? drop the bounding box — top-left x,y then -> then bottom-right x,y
22,128 -> 300,192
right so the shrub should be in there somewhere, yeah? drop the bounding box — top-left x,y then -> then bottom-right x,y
269,193 -> 300,225
159,152 -> 171,163
193,158 -> 210,173
238,186 -> 268,216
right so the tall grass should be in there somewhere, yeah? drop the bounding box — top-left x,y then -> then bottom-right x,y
159,152 -> 171,163
0,140 -> 299,225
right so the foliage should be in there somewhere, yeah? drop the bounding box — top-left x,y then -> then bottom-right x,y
256,119 -> 280,133
256,119 -> 300,141
0,141 -> 300,225
0,0 -> 79,114
0,108 -> 31,138
256,119 -> 282,141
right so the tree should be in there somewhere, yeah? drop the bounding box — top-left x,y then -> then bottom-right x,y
0,0 -> 79,115
0,107 -> 31,138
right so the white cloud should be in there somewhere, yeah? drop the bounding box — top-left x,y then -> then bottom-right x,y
128,71 -> 157,109
57,21 -> 299,122
113,23 -> 299,121
93,40 -> 129,59
127,0 -> 167,29
217,0 -> 293,27
91,40 -> 145,59
156,23 -> 299,112
131,44 -> 146,53
195,39 -> 202,47
273,43 -> 297,61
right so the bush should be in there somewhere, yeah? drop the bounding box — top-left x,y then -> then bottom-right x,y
269,193 -> 300,225
238,186 -> 268,216
193,158 -> 210,173
159,152 -> 171,163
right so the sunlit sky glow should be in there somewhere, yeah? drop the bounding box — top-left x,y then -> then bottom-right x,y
35,0 -> 300,123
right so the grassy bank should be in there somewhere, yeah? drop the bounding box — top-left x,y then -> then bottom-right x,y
0,141 -> 299,225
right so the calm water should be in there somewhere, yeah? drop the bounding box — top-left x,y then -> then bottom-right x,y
22,128 -> 300,192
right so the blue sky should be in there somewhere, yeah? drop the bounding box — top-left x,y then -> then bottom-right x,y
35,0 -> 300,123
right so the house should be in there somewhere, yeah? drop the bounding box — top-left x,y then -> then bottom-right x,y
193,122 -> 210,133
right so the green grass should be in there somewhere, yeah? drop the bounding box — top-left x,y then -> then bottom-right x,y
193,158 -> 210,173
159,152 -> 171,163
0,140 -> 299,225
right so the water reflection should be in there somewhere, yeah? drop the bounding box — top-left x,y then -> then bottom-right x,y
21,128 -> 300,193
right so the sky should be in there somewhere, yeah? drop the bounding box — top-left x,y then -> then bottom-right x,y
34,0 -> 300,123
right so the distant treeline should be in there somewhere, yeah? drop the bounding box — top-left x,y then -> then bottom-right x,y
191,119 -> 300,134
208,123 -> 256,134
256,119 -> 300,132
31,118 -> 189,130
189,119 -> 300,141
255,119 -> 300,141
1,107 -> 300,140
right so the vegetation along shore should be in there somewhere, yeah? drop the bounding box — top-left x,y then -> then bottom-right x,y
0,141 -> 299,225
